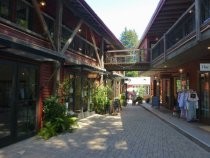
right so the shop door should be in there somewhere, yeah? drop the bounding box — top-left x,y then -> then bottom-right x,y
0,60 -> 38,147
200,72 -> 210,124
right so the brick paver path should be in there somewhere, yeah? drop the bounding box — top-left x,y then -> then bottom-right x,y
1,106 -> 210,158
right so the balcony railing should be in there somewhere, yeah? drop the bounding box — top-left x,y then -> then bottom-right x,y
62,26 -> 97,59
151,0 -> 210,62
0,0 -> 100,62
151,37 -> 164,60
105,49 -> 149,64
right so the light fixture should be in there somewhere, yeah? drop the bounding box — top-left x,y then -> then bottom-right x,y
79,48 -> 82,51
179,68 -> 183,73
78,29 -> 82,32
189,10 -> 193,14
40,0 -> 46,7
207,46 -> 210,50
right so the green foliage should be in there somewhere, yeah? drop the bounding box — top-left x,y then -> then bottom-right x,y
120,27 -> 139,48
137,85 -> 146,97
38,121 -> 56,140
120,93 -> 127,107
92,85 -> 112,114
125,71 -> 139,77
38,96 -> 78,139
133,96 -> 143,104
58,78 -> 72,102
43,96 -> 65,122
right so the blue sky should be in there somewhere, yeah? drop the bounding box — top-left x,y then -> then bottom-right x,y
85,0 -> 160,39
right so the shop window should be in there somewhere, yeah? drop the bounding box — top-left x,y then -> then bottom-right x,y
0,0 -> 10,20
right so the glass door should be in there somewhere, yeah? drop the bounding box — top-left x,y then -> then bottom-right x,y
0,60 -> 38,147
17,64 -> 38,137
200,72 -> 210,124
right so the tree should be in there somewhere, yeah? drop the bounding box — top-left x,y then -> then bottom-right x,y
120,27 -> 139,77
120,27 -> 139,48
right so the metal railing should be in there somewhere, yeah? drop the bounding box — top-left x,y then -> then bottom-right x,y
151,37 -> 164,60
151,4 -> 196,61
105,49 -> 149,64
151,0 -> 210,62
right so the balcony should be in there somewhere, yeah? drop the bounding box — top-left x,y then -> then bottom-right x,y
151,0 -> 210,67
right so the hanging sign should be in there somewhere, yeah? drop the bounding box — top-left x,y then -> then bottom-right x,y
200,63 -> 210,71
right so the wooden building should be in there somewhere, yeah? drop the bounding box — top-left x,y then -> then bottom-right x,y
0,0 -> 124,147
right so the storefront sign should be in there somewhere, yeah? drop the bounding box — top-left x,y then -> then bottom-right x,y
200,63 -> 210,71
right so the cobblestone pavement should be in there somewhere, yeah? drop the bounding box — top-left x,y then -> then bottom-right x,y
1,106 -> 210,158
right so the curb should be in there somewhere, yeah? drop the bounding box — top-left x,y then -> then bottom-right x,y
141,105 -> 210,152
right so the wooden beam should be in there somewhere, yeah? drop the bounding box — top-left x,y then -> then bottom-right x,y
31,0 -> 56,50
90,30 -> 102,67
61,19 -> 83,55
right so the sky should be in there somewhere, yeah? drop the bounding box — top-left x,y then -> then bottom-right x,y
85,0 -> 160,40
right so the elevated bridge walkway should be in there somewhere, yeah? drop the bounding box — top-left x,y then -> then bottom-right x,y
104,49 -> 151,71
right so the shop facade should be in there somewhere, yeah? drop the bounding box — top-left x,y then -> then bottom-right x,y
0,0 -> 124,147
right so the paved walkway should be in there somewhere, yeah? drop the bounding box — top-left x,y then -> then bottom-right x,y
0,105 -> 210,158
142,103 -> 210,151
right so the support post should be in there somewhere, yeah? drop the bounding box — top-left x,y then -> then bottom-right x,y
54,0 -> 63,52
195,0 -> 201,41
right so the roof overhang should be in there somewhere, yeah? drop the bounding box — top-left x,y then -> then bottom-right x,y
64,0 -> 124,50
140,0 -> 193,42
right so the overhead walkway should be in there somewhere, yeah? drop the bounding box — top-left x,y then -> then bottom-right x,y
104,49 -> 151,71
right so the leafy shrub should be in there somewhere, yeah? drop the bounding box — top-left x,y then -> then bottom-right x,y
43,96 -> 65,122
92,85 -> 112,114
38,96 -> 78,139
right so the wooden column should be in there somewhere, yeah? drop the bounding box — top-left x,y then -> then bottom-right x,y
53,0 -> 63,95
54,0 -> 63,52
